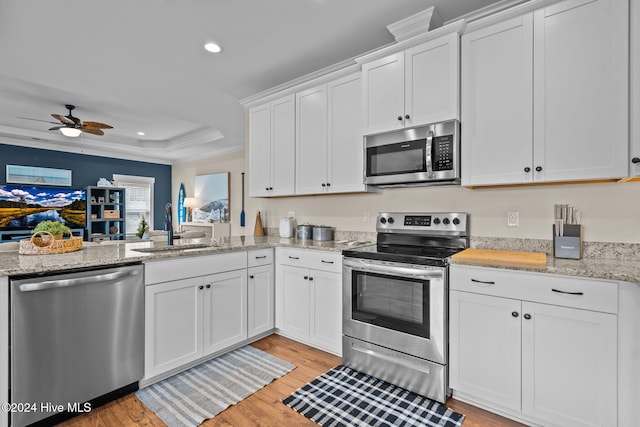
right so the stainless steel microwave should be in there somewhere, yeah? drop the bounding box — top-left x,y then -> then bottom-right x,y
364,120 -> 460,187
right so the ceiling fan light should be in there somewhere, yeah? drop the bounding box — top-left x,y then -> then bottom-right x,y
59,127 -> 82,137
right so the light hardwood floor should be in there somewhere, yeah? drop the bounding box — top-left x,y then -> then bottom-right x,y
59,334 -> 524,426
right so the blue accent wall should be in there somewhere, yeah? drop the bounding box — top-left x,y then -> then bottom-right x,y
0,143 -> 171,228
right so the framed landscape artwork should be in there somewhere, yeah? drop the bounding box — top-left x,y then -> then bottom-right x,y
193,172 -> 230,222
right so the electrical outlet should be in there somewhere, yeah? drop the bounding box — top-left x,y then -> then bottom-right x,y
363,210 -> 371,223
287,211 -> 296,219
507,211 -> 519,227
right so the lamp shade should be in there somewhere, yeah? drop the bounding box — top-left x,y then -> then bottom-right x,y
59,127 -> 82,137
184,197 -> 199,208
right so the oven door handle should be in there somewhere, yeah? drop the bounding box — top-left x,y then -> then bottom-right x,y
343,258 -> 444,280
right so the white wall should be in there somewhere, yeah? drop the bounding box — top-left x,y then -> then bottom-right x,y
173,150 -> 640,243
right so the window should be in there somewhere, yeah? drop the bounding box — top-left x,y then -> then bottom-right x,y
112,174 -> 155,237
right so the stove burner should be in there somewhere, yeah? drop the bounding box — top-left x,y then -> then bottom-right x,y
342,212 -> 469,266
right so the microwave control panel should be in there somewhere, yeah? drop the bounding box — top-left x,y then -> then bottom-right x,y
432,135 -> 454,171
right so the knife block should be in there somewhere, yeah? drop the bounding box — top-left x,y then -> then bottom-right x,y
553,224 -> 582,259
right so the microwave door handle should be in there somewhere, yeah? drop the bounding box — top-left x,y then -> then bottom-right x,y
426,130 -> 434,177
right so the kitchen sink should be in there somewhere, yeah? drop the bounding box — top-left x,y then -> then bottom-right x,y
132,243 -> 213,253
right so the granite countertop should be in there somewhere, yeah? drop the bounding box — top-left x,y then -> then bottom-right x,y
450,255 -> 640,284
452,238 -> 640,285
0,236 -> 374,277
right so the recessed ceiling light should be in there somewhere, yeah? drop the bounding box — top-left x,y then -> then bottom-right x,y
204,42 -> 222,53
137,131 -> 145,136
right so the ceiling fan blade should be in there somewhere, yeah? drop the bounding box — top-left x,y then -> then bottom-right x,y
17,117 -> 61,125
48,126 -> 65,131
52,114 -> 75,125
81,121 -> 113,129
81,127 -> 104,136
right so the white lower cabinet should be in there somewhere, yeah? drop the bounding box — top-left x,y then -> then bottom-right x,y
202,269 -> 247,355
144,276 -> 204,379
276,248 -> 342,355
450,265 -> 618,427
143,252 -> 248,383
247,249 -> 275,338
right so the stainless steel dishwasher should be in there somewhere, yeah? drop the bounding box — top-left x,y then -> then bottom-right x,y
10,264 -> 144,427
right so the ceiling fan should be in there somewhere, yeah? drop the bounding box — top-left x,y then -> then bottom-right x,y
20,104 -> 113,137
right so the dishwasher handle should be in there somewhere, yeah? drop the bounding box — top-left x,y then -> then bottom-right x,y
18,268 -> 141,292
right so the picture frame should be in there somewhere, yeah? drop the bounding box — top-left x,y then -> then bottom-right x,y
193,172 -> 230,223
6,165 -> 72,186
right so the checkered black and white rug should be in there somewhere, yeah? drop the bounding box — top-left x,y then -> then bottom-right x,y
283,365 -> 464,427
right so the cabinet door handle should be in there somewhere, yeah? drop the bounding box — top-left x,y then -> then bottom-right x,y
249,275 -> 254,279
512,311 -> 519,318
254,255 -> 267,259
322,183 -> 326,187
551,288 -> 584,296
524,167 -> 531,173
303,275 -> 309,280
524,313 -> 532,320
535,166 -> 542,172
198,285 -> 204,290
206,284 -> 211,289
397,116 -> 403,121
265,187 -> 269,191
321,260 -> 334,264
471,278 -> 495,285
309,277 -> 314,281
289,256 -> 299,260
632,157 -> 640,164
326,183 -> 331,187
405,114 -> 410,120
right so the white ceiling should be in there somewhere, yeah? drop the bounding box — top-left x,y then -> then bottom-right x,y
0,0 -> 507,164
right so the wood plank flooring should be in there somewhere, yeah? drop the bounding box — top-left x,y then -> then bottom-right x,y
58,334 -> 523,426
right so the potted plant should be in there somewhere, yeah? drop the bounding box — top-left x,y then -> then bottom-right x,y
32,221 -> 72,240
136,215 -> 150,239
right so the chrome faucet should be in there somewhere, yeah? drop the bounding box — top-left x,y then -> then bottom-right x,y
165,202 -> 174,245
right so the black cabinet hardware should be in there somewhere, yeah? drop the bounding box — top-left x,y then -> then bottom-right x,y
551,288 -> 584,296
471,278 -> 495,285
524,313 -> 532,320
512,311 -> 519,318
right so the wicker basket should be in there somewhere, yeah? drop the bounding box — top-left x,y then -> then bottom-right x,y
19,231 -> 83,255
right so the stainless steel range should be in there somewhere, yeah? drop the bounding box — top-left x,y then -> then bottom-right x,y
342,212 -> 469,403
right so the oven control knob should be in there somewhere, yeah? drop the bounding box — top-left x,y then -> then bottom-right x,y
452,218 -> 460,225
388,217 -> 395,224
443,218 -> 450,225
433,218 -> 441,225
380,217 -> 387,224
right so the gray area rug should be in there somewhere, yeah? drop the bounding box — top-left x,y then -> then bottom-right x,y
284,365 -> 464,427
137,345 -> 295,427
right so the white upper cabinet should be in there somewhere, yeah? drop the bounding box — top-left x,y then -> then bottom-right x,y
362,33 -> 460,135
248,94 -> 295,197
462,0 -> 629,186
630,0 -> 640,176
461,15 -> 534,186
533,0 -> 628,182
296,73 -> 368,195
296,85 -> 328,195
